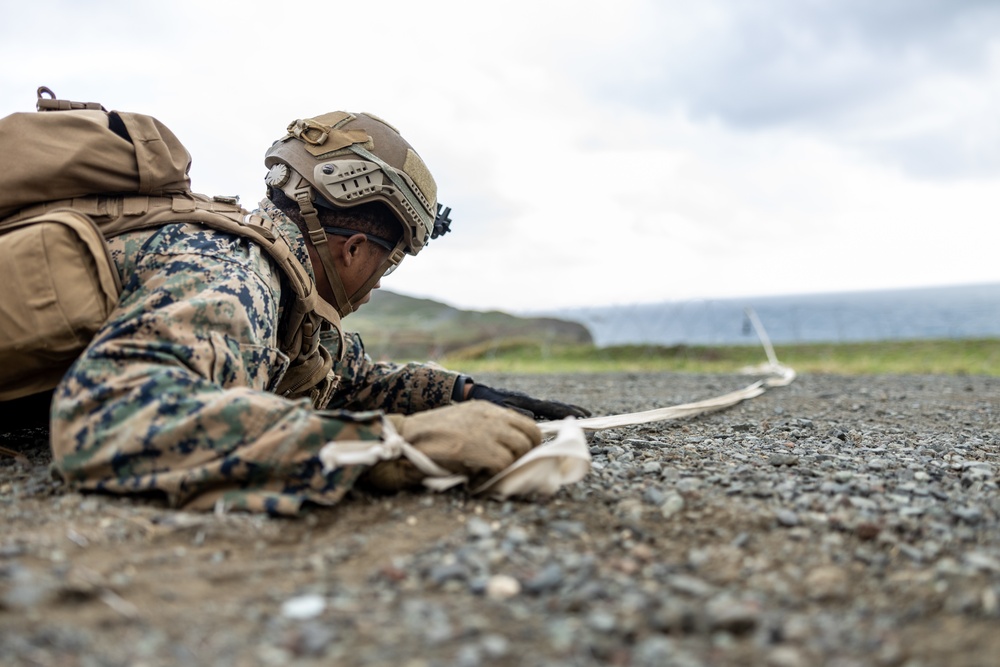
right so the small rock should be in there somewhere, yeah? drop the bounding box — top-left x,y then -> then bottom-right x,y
982,588 -> 998,615
402,600 -> 453,644
769,454 -> 799,467
676,478 -> 703,493
642,486 -> 665,506
0,564 -> 54,608
549,520 -> 585,536
632,636 -> 676,667
586,609 -> 617,632
616,499 -> 645,523
642,462 -> 663,475
848,496 -> 878,511
660,493 -> 685,519
504,526 -> 529,545
480,634 -> 510,658
705,596 -> 760,634
631,543 -> 655,562
775,509 -> 800,527
453,644 -> 481,667
767,646 -> 807,667
651,599 -> 697,633
952,506 -> 983,525
281,594 -> 326,620
286,620 -> 337,657
963,551 -> 1000,572
666,574 -> 715,598
805,566 -> 848,601
485,574 -> 520,600
0,543 -> 25,558
429,561 -> 469,585
465,517 -> 493,539
855,521 -> 881,540
523,563 -> 564,594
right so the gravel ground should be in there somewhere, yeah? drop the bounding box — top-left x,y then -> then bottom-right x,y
1,371 -> 998,667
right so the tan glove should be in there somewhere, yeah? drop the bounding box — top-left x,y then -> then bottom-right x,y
363,400 -> 542,492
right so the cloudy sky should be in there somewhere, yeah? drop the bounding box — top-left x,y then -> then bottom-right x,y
2,0 -> 998,313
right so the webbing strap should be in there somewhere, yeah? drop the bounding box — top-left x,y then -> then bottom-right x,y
294,188 -> 355,317
319,316 -> 796,500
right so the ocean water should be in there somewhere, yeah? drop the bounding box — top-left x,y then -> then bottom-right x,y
546,283 -> 1000,347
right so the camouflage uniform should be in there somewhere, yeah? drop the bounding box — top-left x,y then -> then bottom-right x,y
51,197 -> 461,515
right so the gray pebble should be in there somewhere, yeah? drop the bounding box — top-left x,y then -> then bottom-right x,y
642,486 -> 665,506
523,563 -> 565,594
429,562 -> 469,585
660,493 -> 685,518
666,574 -> 716,598
705,595 -> 760,634
775,509 -> 800,527
465,517 -> 493,539
769,454 -> 799,466
586,609 -> 617,632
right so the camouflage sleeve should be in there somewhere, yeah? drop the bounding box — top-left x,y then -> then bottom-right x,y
50,224 -> 382,515
323,331 -> 463,415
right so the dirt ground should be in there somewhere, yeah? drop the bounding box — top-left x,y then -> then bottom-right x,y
2,371 -> 999,666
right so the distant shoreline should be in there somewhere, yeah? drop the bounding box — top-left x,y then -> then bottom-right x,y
538,282 -> 1000,347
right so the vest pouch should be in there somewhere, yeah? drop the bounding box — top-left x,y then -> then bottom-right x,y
0,209 -> 121,401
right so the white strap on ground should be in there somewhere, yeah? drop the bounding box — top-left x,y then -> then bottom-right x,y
321,309 -> 795,499
538,364 -> 795,437
471,418 -> 591,497
475,308 -> 794,498
476,362 -> 794,499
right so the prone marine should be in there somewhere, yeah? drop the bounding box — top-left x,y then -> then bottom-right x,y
41,109 -> 589,514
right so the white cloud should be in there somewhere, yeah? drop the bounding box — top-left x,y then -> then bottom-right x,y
2,0 -> 998,313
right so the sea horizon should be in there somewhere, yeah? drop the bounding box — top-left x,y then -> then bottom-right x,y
540,282 -> 1000,347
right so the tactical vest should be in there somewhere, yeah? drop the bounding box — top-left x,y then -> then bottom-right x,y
0,89 -> 342,406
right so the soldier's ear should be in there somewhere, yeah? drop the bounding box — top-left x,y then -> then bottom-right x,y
339,233 -> 368,266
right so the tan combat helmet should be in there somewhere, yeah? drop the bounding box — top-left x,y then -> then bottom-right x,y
264,112 -> 451,316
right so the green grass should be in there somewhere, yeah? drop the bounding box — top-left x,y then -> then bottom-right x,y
439,338 -> 1000,376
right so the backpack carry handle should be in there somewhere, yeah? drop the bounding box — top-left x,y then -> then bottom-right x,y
36,86 -> 106,112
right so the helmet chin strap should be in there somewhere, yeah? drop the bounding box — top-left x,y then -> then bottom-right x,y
292,186 -> 355,317
292,183 -> 405,316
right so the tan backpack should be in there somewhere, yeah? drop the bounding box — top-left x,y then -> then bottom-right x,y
0,88 -> 341,405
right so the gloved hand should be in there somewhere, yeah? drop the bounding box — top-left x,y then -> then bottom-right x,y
362,400 -> 542,492
467,383 -> 592,421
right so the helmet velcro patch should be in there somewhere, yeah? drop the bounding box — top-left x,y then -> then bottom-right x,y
403,149 -> 436,211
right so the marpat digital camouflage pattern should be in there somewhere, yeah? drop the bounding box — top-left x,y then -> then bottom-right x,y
51,198 -> 461,515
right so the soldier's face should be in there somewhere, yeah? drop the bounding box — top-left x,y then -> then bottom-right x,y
341,242 -> 389,305
306,234 -> 392,310
338,238 -> 392,306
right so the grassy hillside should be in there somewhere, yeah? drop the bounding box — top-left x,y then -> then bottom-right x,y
344,290 -> 592,360
440,338 -> 1000,376
345,292 -> 999,376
